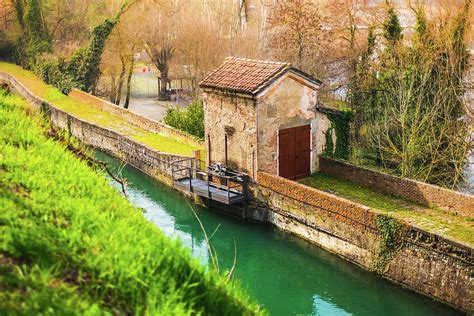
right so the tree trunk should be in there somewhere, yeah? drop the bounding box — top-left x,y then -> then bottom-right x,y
109,72 -> 117,103
124,55 -> 134,109
115,56 -> 127,105
159,67 -> 170,101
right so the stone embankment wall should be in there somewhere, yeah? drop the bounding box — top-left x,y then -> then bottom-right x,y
254,171 -> 473,312
1,72 -> 193,186
69,89 -> 204,148
319,156 -> 474,217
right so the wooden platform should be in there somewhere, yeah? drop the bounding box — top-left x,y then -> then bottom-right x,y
174,177 -> 247,205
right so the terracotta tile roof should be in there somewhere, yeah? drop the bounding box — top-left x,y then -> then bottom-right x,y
199,57 -> 292,94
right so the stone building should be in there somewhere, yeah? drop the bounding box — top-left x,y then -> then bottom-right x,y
199,57 -> 333,180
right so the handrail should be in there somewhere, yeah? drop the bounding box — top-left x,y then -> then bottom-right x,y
172,159 -> 249,202
173,165 -> 246,183
173,157 -> 194,164
173,167 -> 190,172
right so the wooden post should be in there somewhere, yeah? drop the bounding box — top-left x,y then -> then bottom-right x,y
193,150 -> 201,171
171,162 -> 175,185
207,134 -> 211,166
224,134 -> 228,166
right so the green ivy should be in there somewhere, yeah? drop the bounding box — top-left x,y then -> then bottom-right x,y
323,108 -> 353,160
13,0 -> 52,68
323,126 -> 334,157
383,6 -> 403,44
67,10 -> 124,92
30,3 -> 127,94
374,214 -> 406,274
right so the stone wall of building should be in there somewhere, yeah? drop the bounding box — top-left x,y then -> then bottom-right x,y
254,171 -> 473,312
319,156 -> 474,217
314,111 -> 333,165
69,89 -> 204,148
256,73 -> 320,174
203,91 -> 257,176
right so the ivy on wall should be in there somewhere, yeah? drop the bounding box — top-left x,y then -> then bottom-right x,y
323,127 -> 334,158
374,214 -> 406,274
34,5 -> 126,94
323,108 -> 353,160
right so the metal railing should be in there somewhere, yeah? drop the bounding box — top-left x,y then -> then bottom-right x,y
171,160 -> 249,202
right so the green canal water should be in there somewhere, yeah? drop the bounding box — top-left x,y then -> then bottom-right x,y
98,152 -> 462,316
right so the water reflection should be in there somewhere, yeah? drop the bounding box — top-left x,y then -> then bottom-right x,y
127,185 -> 210,265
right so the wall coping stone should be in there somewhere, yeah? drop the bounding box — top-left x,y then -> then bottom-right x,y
319,156 -> 474,217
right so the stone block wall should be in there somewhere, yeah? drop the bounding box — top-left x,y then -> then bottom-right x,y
319,156 -> 474,217
256,73 -> 319,174
255,171 -> 473,311
1,72 -> 193,187
69,90 -> 204,148
203,91 -> 257,176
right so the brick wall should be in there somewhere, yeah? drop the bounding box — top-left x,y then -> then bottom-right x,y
319,156 -> 474,217
69,90 -> 204,148
256,171 -> 378,232
255,171 -> 473,311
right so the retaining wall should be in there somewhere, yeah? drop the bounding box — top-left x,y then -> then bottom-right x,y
254,171 -> 473,312
69,89 -> 204,148
0,72 -> 193,187
319,156 -> 474,217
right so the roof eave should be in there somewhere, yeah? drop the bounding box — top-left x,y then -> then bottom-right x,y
201,87 -> 256,99
288,68 -> 323,86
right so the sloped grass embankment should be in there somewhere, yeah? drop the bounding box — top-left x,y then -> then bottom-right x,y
0,90 -> 262,315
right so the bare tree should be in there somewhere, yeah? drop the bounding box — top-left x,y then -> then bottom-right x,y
266,0 -> 330,77
145,42 -> 174,101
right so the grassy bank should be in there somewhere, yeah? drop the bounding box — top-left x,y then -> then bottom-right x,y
0,90 -> 262,315
0,62 -> 202,156
300,172 -> 473,246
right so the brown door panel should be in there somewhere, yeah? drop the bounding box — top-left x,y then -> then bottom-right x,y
294,125 -> 310,179
278,125 -> 310,180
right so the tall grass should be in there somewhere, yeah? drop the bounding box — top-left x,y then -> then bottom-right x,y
0,90 -> 263,315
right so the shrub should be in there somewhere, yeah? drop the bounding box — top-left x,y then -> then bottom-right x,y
163,100 -> 205,139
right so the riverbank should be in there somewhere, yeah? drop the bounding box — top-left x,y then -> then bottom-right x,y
0,90 -> 261,314
1,64 -> 472,312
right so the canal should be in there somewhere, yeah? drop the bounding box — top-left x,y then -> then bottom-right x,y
98,152 -> 461,316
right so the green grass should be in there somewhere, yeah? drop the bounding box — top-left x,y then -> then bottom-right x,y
0,62 -> 202,156
0,90 -> 262,315
300,172 -> 474,246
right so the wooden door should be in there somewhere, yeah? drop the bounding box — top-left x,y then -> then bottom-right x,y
278,125 -> 310,180
278,128 -> 295,179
